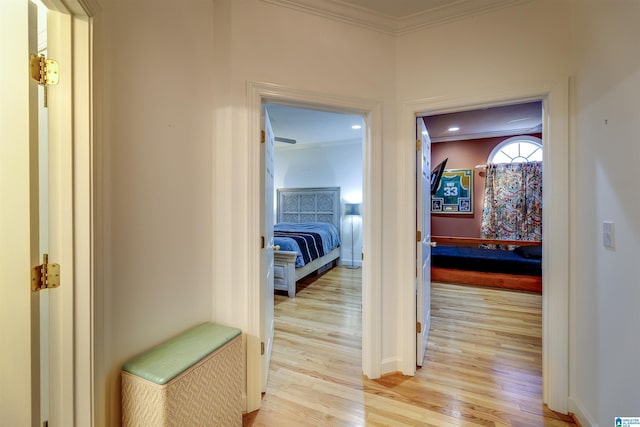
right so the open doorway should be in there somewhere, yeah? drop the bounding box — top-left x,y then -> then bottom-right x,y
400,81 -> 570,413
418,100 -> 547,405
261,102 -> 364,385
246,81 -> 384,411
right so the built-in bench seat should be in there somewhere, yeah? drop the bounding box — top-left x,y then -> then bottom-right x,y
121,322 -> 242,427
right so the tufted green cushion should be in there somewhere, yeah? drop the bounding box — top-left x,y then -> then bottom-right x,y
122,322 -> 241,385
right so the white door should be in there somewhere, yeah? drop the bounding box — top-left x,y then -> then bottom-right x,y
260,108 -> 276,391
1,2 -> 44,425
1,2 -> 73,425
416,118 -> 432,366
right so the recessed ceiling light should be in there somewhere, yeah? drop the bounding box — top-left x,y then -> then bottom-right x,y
352,125 -> 362,130
448,127 -> 460,132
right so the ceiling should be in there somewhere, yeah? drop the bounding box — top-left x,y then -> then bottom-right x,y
266,101 -> 542,147
264,0 -> 532,34
423,101 -> 542,143
266,104 -> 363,147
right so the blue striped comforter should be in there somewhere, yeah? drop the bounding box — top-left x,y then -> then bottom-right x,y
274,222 -> 340,267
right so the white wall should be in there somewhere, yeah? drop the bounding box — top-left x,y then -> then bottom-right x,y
395,0 -> 573,99
275,141 -> 363,266
570,1 -> 640,425
99,0 -> 215,423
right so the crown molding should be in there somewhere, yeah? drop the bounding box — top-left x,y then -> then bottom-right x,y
397,0 -> 534,35
262,0 -> 397,34
262,0 -> 534,35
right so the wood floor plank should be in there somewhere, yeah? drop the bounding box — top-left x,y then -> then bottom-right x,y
244,267 -> 576,426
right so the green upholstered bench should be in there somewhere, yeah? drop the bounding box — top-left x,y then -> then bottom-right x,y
121,322 -> 242,427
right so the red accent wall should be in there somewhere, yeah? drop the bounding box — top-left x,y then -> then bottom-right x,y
431,133 -> 542,237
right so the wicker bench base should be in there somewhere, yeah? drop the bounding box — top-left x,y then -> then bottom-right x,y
122,334 -> 242,427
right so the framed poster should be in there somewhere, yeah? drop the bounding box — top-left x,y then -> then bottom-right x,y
431,168 -> 473,214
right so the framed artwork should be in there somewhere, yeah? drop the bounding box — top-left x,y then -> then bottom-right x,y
431,168 -> 473,214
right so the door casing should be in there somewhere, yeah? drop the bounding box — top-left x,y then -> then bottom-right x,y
246,81 -> 383,412
399,79 -> 570,413
45,0 -> 96,425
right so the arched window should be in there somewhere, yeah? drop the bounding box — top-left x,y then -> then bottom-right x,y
488,136 -> 543,164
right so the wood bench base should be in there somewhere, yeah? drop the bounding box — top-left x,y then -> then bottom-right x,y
431,267 -> 542,293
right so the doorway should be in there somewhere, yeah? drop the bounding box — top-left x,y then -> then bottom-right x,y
419,100 -> 545,390
263,102 -> 365,387
400,81 -> 570,413
246,81 -> 383,411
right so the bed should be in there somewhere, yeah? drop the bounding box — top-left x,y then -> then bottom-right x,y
273,187 -> 342,297
430,236 -> 542,292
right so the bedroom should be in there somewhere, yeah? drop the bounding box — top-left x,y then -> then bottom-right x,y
260,102 -> 366,395
424,101 -> 544,293
266,103 -> 364,298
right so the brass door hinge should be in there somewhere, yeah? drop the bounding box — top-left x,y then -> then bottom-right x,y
30,53 -> 59,107
416,139 -> 421,152
261,342 -> 265,355
31,254 -> 60,292
30,54 -> 59,86
416,322 -> 422,334
416,230 -> 422,242
261,130 -> 266,144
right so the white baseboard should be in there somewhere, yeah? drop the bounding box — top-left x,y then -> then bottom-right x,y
381,357 -> 401,375
340,259 -> 362,268
569,396 -> 598,427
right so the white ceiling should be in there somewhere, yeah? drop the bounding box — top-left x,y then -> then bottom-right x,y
266,104 -> 363,147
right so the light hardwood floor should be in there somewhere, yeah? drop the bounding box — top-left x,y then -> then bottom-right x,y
243,267 -> 576,426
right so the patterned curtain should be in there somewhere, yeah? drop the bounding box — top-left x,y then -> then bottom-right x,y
480,162 -> 543,242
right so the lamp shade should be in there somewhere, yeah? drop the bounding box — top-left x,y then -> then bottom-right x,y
344,203 -> 360,216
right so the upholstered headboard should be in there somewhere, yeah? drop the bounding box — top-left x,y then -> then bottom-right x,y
276,187 -> 341,234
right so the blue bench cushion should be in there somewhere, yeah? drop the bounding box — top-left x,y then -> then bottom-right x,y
122,322 -> 241,385
432,246 -> 542,276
